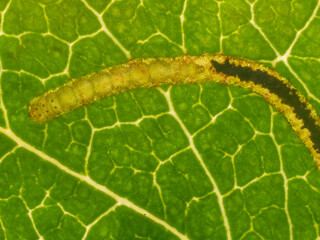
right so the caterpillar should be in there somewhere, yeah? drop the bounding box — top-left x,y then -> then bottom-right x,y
29,54 -> 320,168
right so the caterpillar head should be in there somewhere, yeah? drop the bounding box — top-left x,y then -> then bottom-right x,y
28,96 -> 53,123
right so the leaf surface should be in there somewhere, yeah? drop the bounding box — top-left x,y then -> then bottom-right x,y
1,0 -> 320,239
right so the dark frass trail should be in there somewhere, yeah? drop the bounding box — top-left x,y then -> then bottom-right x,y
211,59 -> 320,153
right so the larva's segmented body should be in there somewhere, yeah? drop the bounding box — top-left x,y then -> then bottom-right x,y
29,55 -> 211,123
29,54 -> 320,168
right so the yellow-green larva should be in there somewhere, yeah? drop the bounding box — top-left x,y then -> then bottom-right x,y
29,54 -> 320,168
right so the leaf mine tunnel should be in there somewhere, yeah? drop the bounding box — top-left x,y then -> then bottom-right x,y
28,54 -> 320,168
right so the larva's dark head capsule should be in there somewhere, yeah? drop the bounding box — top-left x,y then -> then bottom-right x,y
29,100 -> 42,123
28,96 -> 53,123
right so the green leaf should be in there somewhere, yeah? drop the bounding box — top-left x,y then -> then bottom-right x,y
1,0 -> 320,239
